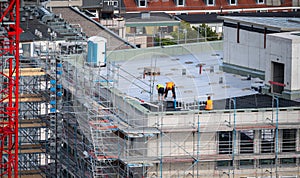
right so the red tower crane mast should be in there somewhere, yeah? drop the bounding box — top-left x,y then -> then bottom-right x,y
0,0 -> 20,177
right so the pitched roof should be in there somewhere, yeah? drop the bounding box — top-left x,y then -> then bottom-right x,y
19,7 -> 66,42
51,6 -> 136,50
122,0 -> 293,13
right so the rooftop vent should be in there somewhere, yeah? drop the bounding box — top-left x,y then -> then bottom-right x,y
143,66 -> 160,77
35,29 -> 42,38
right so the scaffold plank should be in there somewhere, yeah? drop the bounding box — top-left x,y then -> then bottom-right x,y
236,124 -> 276,130
19,149 -> 46,154
3,94 -> 46,103
3,171 -> 44,178
3,148 -> 45,154
19,122 -> 46,128
4,68 -> 46,76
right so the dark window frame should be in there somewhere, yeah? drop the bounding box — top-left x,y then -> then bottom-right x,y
239,130 -> 254,154
282,129 -> 296,152
261,129 -> 275,153
218,131 -> 233,154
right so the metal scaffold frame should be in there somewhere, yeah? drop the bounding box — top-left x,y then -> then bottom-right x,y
60,55 -> 124,177
0,0 -> 20,177
18,66 -> 47,177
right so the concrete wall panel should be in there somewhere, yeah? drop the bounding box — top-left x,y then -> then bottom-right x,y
223,27 -> 266,71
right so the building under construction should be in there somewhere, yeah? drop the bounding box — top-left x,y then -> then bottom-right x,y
1,2 -> 300,178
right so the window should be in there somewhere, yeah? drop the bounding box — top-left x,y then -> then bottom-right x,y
240,130 -> 254,154
259,159 -> 275,167
136,26 -> 145,34
104,0 -> 118,6
22,43 -> 31,57
261,129 -> 274,153
139,0 -> 146,7
211,26 -> 216,32
281,158 -> 296,166
216,160 -> 233,168
175,0 -> 185,6
218,26 -> 223,33
159,26 -> 170,33
239,159 -> 254,168
282,129 -> 296,152
179,0 -> 184,5
130,27 -> 136,34
257,0 -> 264,4
229,0 -> 237,5
114,1 -> 118,7
207,0 -> 214,5
218,131 -> 232,154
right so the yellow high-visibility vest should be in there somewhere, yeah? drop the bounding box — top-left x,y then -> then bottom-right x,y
157,84 -> 164,89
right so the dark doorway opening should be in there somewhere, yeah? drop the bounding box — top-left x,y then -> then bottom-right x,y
271,62 -> 284,94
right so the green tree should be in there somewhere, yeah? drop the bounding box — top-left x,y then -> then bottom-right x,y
170,21 -> 199,44
193,23 -> 221,41
154,37 -> 177,46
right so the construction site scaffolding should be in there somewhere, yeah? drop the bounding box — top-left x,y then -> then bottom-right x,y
26,32 -> 300,178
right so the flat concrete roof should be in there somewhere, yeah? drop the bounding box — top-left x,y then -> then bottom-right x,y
109,48 -> 259,104
218,16 -> 300,31
268,31 -> 300,42
107,44 -> 300,111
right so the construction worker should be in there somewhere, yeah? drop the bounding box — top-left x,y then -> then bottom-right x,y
205,96 -> 213,110
156,84 -> 164,101
164,82 -> 176,99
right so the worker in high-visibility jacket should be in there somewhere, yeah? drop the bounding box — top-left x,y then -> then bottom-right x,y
164,82 -> 176,99
205,96 -> 213,110
156,84 -> 165,101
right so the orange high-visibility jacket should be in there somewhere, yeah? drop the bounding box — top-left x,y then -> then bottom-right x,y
166,82 -> 175,90
205,99 -> 213,110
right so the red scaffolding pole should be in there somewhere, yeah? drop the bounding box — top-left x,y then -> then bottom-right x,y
0,0 -> 20,177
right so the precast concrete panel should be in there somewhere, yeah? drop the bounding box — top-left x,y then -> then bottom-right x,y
224,27 -> 238,64
247,31 -> 262,48
223,37 -> 230,64
248,46 -> 261,70
239,29 -> 249,46
146,129 -> 218,157
223,26 -> 232,64
223,26 -> 267,71
235,43 -> 249,67
258,48 -> 266,71
266,35 -> 282,85
291,43 -> 300,90
229,42 -> 240,65
226,27 -> 237,43
291,56 -> 300,90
